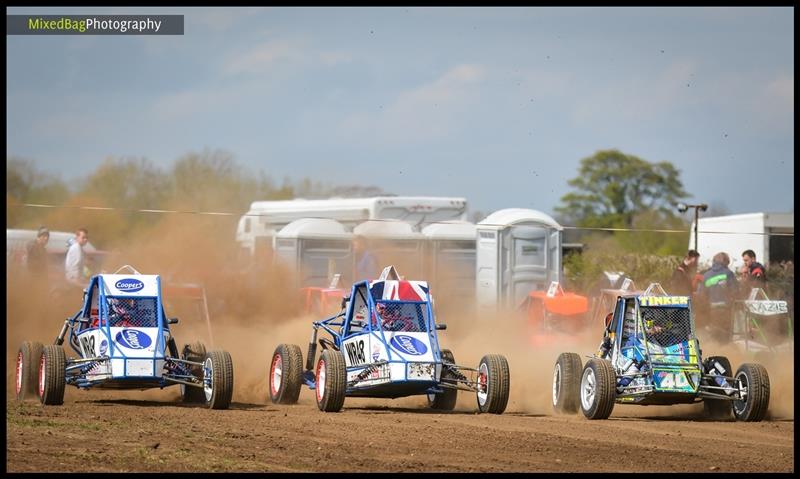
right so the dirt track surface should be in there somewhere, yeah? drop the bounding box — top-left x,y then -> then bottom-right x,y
6,388 -> 794,473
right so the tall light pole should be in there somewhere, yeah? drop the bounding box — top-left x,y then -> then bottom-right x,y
676,202 -> 708,251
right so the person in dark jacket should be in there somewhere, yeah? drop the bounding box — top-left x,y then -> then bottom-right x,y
669,250 -> 699,296
739,249 -> 767,295
696,252 -> 738,343
25,226 -> 50,277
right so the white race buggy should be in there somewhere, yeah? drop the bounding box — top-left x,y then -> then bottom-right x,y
268,266 -> 511,413
15,266 -> 234,409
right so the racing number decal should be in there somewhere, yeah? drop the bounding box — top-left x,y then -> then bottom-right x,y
345,339 -> 367,366
657,371 -> 690,389
81,335 -> 96,357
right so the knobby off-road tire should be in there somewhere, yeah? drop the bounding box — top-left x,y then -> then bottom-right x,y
552,352 -> 582,414
16,341 -> 43,401
38,345 -> 66,405
204,350 -> 234,410
477,354 -> 510,414
269,344 -> 304,405
579,358 -> 616,420
428,349 -> 458,411
703,356 -> 733,420
315,349 -> 347,412
733,363 -> 770,422
181,342 -> 207,403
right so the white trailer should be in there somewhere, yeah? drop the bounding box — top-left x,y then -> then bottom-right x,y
235,196 -> 467,257
352,219 -> 425,281
475,209 -> 563,310
421,221 -> 477,304
691,212 -> 794,271
273,218 -> 353,289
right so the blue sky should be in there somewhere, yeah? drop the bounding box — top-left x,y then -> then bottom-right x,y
6,7 -> 794,218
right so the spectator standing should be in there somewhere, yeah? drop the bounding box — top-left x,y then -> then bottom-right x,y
739,249 -> 767,295
65,227 -> 90,286
25,226 -> 50,278
669,250 -> 700,297
353,235 -> 378,281
696,252 -> 738,343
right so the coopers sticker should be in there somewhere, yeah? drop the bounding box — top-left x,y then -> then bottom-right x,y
115,329 -> 152,350
115,278 -> 144,293
390,335 -> 427,356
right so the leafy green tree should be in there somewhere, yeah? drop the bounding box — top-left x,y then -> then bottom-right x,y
555,149 -> 689,228
6,157 -> 70,227
77,157 -> 170,210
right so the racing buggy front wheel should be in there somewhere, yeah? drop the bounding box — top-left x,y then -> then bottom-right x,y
702,356 -> 733,420
315,349 -> 346,412
38,345 -> 66,405
16,341 -> 43,401
579,358 -> 615,420
269,344 -> 303,405
732,363 -> 770,422
428,349 -> 458,411
202,350 -> 234,410
476,354 -> 510,414
552,352 -> 582,414
180,342 -> 207,403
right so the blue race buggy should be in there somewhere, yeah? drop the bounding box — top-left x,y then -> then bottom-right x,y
268,266 -> 510,413
15,266 -> 234,409
551,283 -> 770,421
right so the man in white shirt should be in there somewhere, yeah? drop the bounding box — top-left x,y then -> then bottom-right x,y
65,228 -> 90,285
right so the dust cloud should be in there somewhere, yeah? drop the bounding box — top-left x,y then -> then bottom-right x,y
6,211 -> 793,421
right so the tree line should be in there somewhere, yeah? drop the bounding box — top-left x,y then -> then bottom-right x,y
8,147 -> 699,256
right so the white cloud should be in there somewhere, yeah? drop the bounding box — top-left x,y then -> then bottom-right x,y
223,37 -> 352,76
571,59 -> 699,125
337,64 -> 487,145
150,83 -> 250,120
750,73 -> 794,133
224,39 -> 302,75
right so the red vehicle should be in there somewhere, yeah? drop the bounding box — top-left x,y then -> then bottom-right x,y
518,282 -> 590,347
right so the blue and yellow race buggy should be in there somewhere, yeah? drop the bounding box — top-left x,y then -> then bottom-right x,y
268,266 -> 510,413
551,283 -> 770,421
15,266 -> 234,409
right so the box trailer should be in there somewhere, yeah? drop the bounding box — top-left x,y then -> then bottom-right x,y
236,196 -> 468,257
691,212 -> 794,271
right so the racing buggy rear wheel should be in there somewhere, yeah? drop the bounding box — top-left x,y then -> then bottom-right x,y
579,358 -> 615,420
702,356 -> 733,420
269,344 -> 304,405
732,363 -> 770,422
38,345 -> 66,406
552,352 -> 582,414
315,349 -> 346,412
203,350 -> 234,410
16,341 -> 43,401
180,342 -> 207,403
428,349 -> 458,411
476,354 -> 510,414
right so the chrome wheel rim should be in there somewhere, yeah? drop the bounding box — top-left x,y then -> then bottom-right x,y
477,363 -> 489,406
552,363 -> 563,406
581,367 -> 596,412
